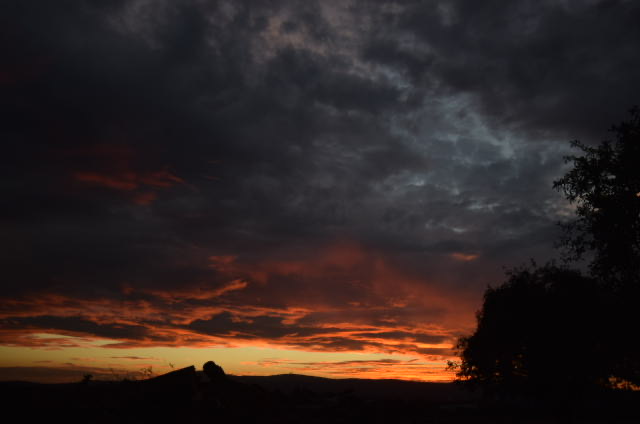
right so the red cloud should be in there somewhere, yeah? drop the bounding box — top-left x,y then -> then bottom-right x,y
74,170 -> 183,191
74,172 -> 139,190
69,144 -> 184,204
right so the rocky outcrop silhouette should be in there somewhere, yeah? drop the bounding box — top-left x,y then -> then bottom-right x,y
202,360 -> 262,413
202,360 -> 226,384
140,365 -> 198,402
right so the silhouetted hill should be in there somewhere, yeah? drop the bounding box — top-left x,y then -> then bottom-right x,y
228,373 -> 472,403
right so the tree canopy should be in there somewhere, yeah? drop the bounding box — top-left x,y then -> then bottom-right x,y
453,264 -> 609,396
553,107 -> 640,286
453,108 -> 640,395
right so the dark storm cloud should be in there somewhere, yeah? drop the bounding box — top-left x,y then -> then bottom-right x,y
362,0 -> 640,140
1,315 -> 152,340
2,0 -> 639,354
189,312 -> 293,339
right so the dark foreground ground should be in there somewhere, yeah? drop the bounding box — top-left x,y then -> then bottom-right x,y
2,367 -> 639,423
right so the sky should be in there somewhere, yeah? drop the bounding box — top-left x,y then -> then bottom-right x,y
2,0 -> 640,383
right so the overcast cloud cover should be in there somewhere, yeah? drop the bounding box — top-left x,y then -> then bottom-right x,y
2,0 -> 640,376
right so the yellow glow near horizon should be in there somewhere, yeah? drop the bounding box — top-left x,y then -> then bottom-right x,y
0,335 -> 455,383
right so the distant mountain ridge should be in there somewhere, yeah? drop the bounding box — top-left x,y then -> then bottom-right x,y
227,373 -> 471,403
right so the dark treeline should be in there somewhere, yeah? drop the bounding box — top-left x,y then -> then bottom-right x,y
451,108 -> 640,407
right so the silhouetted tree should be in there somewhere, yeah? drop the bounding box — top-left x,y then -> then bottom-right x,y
553,107 -> 640,287
453,264 -> 609,398
553,107 -> 640,385
454,108 -> 640,396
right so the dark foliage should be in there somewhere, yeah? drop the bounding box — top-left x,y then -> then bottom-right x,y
454,108 -> 640,396
453,264 -> 610,397
553,107 -> 640,287
553,108 -> 640,385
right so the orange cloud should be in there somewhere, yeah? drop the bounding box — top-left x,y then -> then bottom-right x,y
242,357 -> 454,381
450,252 -> 479,262
0,242 -> 479,381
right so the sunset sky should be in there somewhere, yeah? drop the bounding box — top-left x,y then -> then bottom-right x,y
2,0 -> 640,383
